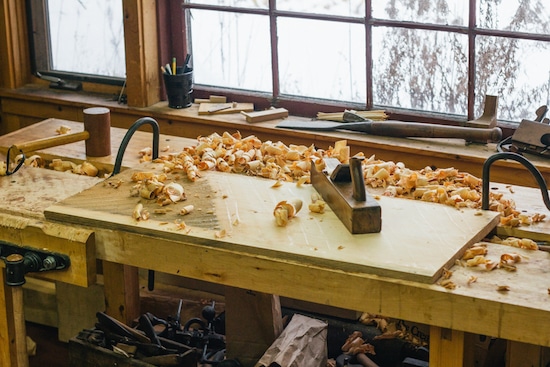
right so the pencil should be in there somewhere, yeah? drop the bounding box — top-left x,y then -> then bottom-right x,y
172,57 -> 177,75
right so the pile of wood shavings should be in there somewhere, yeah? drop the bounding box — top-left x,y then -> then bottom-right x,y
141,131 -> 545,229
438,235 -> 539,291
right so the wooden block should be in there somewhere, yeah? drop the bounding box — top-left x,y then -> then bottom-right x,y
198,102 -> 254,115
241,108 -> 289,123
194,95 -> 227,104
209,95 -> 227,103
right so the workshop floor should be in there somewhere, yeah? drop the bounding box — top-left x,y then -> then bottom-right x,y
27,322 -> 69,367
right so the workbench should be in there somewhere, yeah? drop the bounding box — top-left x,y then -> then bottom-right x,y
2,118 -> 550,367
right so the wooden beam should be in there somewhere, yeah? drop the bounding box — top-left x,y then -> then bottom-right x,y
0,0 -> 31,88
122,0 -> 161,108
224,287 -> 283,366
102,261 -> 140,325
429,326 -> 465,367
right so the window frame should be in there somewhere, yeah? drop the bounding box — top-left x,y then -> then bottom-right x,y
177,0 -> 550,125
26,0 -> 125,87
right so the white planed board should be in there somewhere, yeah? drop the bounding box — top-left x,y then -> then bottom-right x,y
45,165 -> 500,283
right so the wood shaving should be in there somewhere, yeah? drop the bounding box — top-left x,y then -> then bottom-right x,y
130,132 -> 545,229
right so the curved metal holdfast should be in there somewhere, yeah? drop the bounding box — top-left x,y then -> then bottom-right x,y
4,145 -> 25,176
481,152 -> 550,211
111,116 -> 160,176
111,117 -> 160,291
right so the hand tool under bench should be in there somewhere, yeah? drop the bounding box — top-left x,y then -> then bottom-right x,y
311,156 -> 381,234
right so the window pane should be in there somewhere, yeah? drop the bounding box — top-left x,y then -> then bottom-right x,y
476,36 -> 550,122
278,18 -> 366,102
189,10 -> 272,92
277,0 -> 365,17
47,0 -> 125,78
372,0 -> 468,26
372,27 -> 468,115
478,0 -> 549,34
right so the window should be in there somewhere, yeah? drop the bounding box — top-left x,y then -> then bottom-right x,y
180,0 -> 550,123
28,0 -> 126,85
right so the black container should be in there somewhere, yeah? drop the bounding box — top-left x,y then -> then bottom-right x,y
163,67 -> 193,108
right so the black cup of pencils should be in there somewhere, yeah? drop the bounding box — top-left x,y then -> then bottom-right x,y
162,56 -> 193,109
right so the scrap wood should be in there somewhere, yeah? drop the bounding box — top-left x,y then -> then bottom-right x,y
241,107 -> 289,123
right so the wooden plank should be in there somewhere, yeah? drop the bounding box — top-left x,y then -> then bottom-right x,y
198,102 -> 254,115
0,0 -> 30,89
241,108 -> 289,123
225,287 -> 283,366
102,261 -> 140,325
10,285 -> 28,367
429,327 -> 464,367
45,165 -> 499,284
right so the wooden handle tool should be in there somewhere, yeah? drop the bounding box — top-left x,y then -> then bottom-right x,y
277,119 -> 503,142
13,131 -> 90,154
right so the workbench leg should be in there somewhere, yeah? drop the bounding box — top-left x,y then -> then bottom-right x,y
56,282 -> 106,342
429,326 -> 464,367
102,261 -> 140,325
0,270 -> 28,367
224,287 -> 283,367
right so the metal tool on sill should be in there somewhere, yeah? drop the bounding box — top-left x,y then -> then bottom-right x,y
497,105 -> 550,156
277,112 -> 502,143
311,156 -> 381,234
36,71 -> 82,91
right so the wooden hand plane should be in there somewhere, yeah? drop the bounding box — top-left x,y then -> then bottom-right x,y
311,157 -> 382,234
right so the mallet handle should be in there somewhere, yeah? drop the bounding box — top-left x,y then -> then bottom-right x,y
14,131 -> 89,153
